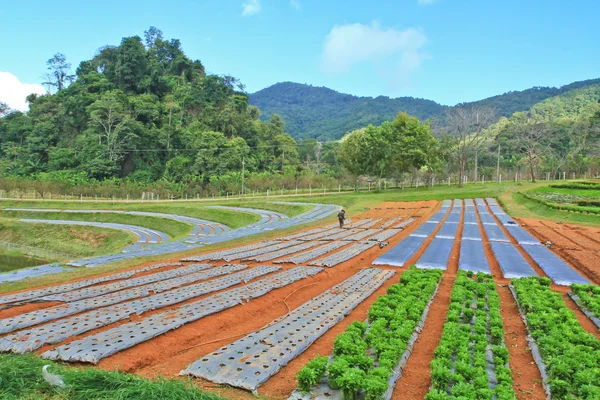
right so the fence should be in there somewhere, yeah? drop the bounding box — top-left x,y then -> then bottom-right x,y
0,172 -> 597,203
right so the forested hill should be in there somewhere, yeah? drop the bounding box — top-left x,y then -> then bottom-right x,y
250,79 -> 600,140
249,82 -> 446,140
0,28 -> 303,183
459,78 -> 600,118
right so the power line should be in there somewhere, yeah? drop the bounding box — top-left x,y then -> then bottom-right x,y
120,142 -> 339,152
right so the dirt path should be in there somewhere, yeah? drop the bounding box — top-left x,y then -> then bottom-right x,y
477,202 -> 546,399
391,275 -> 455,400
390,199 -> 462,399
496,285 -> 546,399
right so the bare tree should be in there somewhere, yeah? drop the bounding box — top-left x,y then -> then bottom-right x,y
87,91 -> 132,161
589,110 -> 600,158
42,53 -> 75,93
446,106 -> 496,187
508,115 -> 552,183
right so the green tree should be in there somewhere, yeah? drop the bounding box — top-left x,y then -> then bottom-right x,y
87,91 -> 133,162
42,53 -> 75,93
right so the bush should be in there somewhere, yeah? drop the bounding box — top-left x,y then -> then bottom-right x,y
550,183 -> 600,190
576,200 -> 600,207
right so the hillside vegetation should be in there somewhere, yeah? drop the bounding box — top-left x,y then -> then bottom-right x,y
0,27 -> 302,188
249,82 -> 445,140
249,79 -> 600,140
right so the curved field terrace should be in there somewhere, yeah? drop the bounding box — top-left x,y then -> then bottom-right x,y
0,199 -> 599,400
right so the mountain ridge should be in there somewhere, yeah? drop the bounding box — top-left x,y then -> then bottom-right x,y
249,78 -> 600,140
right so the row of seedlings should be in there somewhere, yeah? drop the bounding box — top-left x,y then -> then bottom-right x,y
293,267 -> 442,400
569,283 -> 600,329
426,271 -> 515,400
511,277 -> 600,398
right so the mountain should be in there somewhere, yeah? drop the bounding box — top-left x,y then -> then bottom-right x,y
248,82 -> 446,141
457,78 -> 600,118
249,79 -> 600,140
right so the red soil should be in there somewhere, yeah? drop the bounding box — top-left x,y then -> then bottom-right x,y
515,218 -> 600,285
2,199 -> 599,400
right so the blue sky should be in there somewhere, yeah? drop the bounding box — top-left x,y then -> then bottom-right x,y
0,0 -> 598,110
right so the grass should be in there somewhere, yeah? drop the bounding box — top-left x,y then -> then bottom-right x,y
0,202 -> 261,230
0,353 -> 225,400
0,217 -> 135,259
504,192 -> 600,226
0,250 -> 46,273
526,185 -> 600,198
215,200 -> 313,217
0,200 -> 310,227
0,211 -> 192,240
284,181 -> 526,216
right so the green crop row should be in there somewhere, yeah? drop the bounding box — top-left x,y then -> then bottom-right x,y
521,192 -> 600,215
512,277 -> 600,398
296,267 -> 443,400
550,182 -> 600,190
571,283 -> 600,320
426,271 -> 515,400
576,200 -> 600,207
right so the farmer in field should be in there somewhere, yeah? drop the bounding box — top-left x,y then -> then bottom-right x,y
338,208 -> 346,229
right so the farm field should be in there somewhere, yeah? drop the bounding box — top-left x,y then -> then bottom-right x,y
0,195 -> 599,400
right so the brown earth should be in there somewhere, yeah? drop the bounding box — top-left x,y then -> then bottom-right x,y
515,218 -> 600,285
0,201 -> 438,400
2,199 -> 599,400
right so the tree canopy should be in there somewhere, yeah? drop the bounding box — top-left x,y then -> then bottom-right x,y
0,28 -> 301,186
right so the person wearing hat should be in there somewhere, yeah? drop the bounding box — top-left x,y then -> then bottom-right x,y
338,208 -> 346,229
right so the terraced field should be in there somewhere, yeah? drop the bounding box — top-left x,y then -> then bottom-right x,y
0,203 -> 338,282
0,198 -> 599,400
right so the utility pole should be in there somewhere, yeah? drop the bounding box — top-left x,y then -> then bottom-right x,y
496,143 -> 501,183
241,156 -> 245,200
474,112 -> 479,183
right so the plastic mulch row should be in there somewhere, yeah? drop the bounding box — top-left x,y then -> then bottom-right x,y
180,268 -> 395,392
41,266 -> 323,364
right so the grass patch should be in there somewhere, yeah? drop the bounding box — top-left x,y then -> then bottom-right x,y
549,181 -> 600,190
285,181 -> 532,216
505,193 -> 600,226
218,201 -> 313,217
0,251 -> 46,273
0,353 -> 225,400
0,202 -> 266,229
1,211 -> 192,240
526,185 -> 600,199
0,217 -> 135,259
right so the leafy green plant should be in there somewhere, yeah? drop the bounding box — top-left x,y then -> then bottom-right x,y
571,283 -> 600,319
426,272 -> 516,399
298,267 -> 442,399
337,368 -> 366,400
296,355 -> 329,392
513,277 -> 600,398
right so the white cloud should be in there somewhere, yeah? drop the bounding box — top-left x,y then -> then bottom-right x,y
242,0 -> 261,16
418,0 -> 439,5
290,0 -> 301,10
321,22 -> 429,86
0,72 -> 45,112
